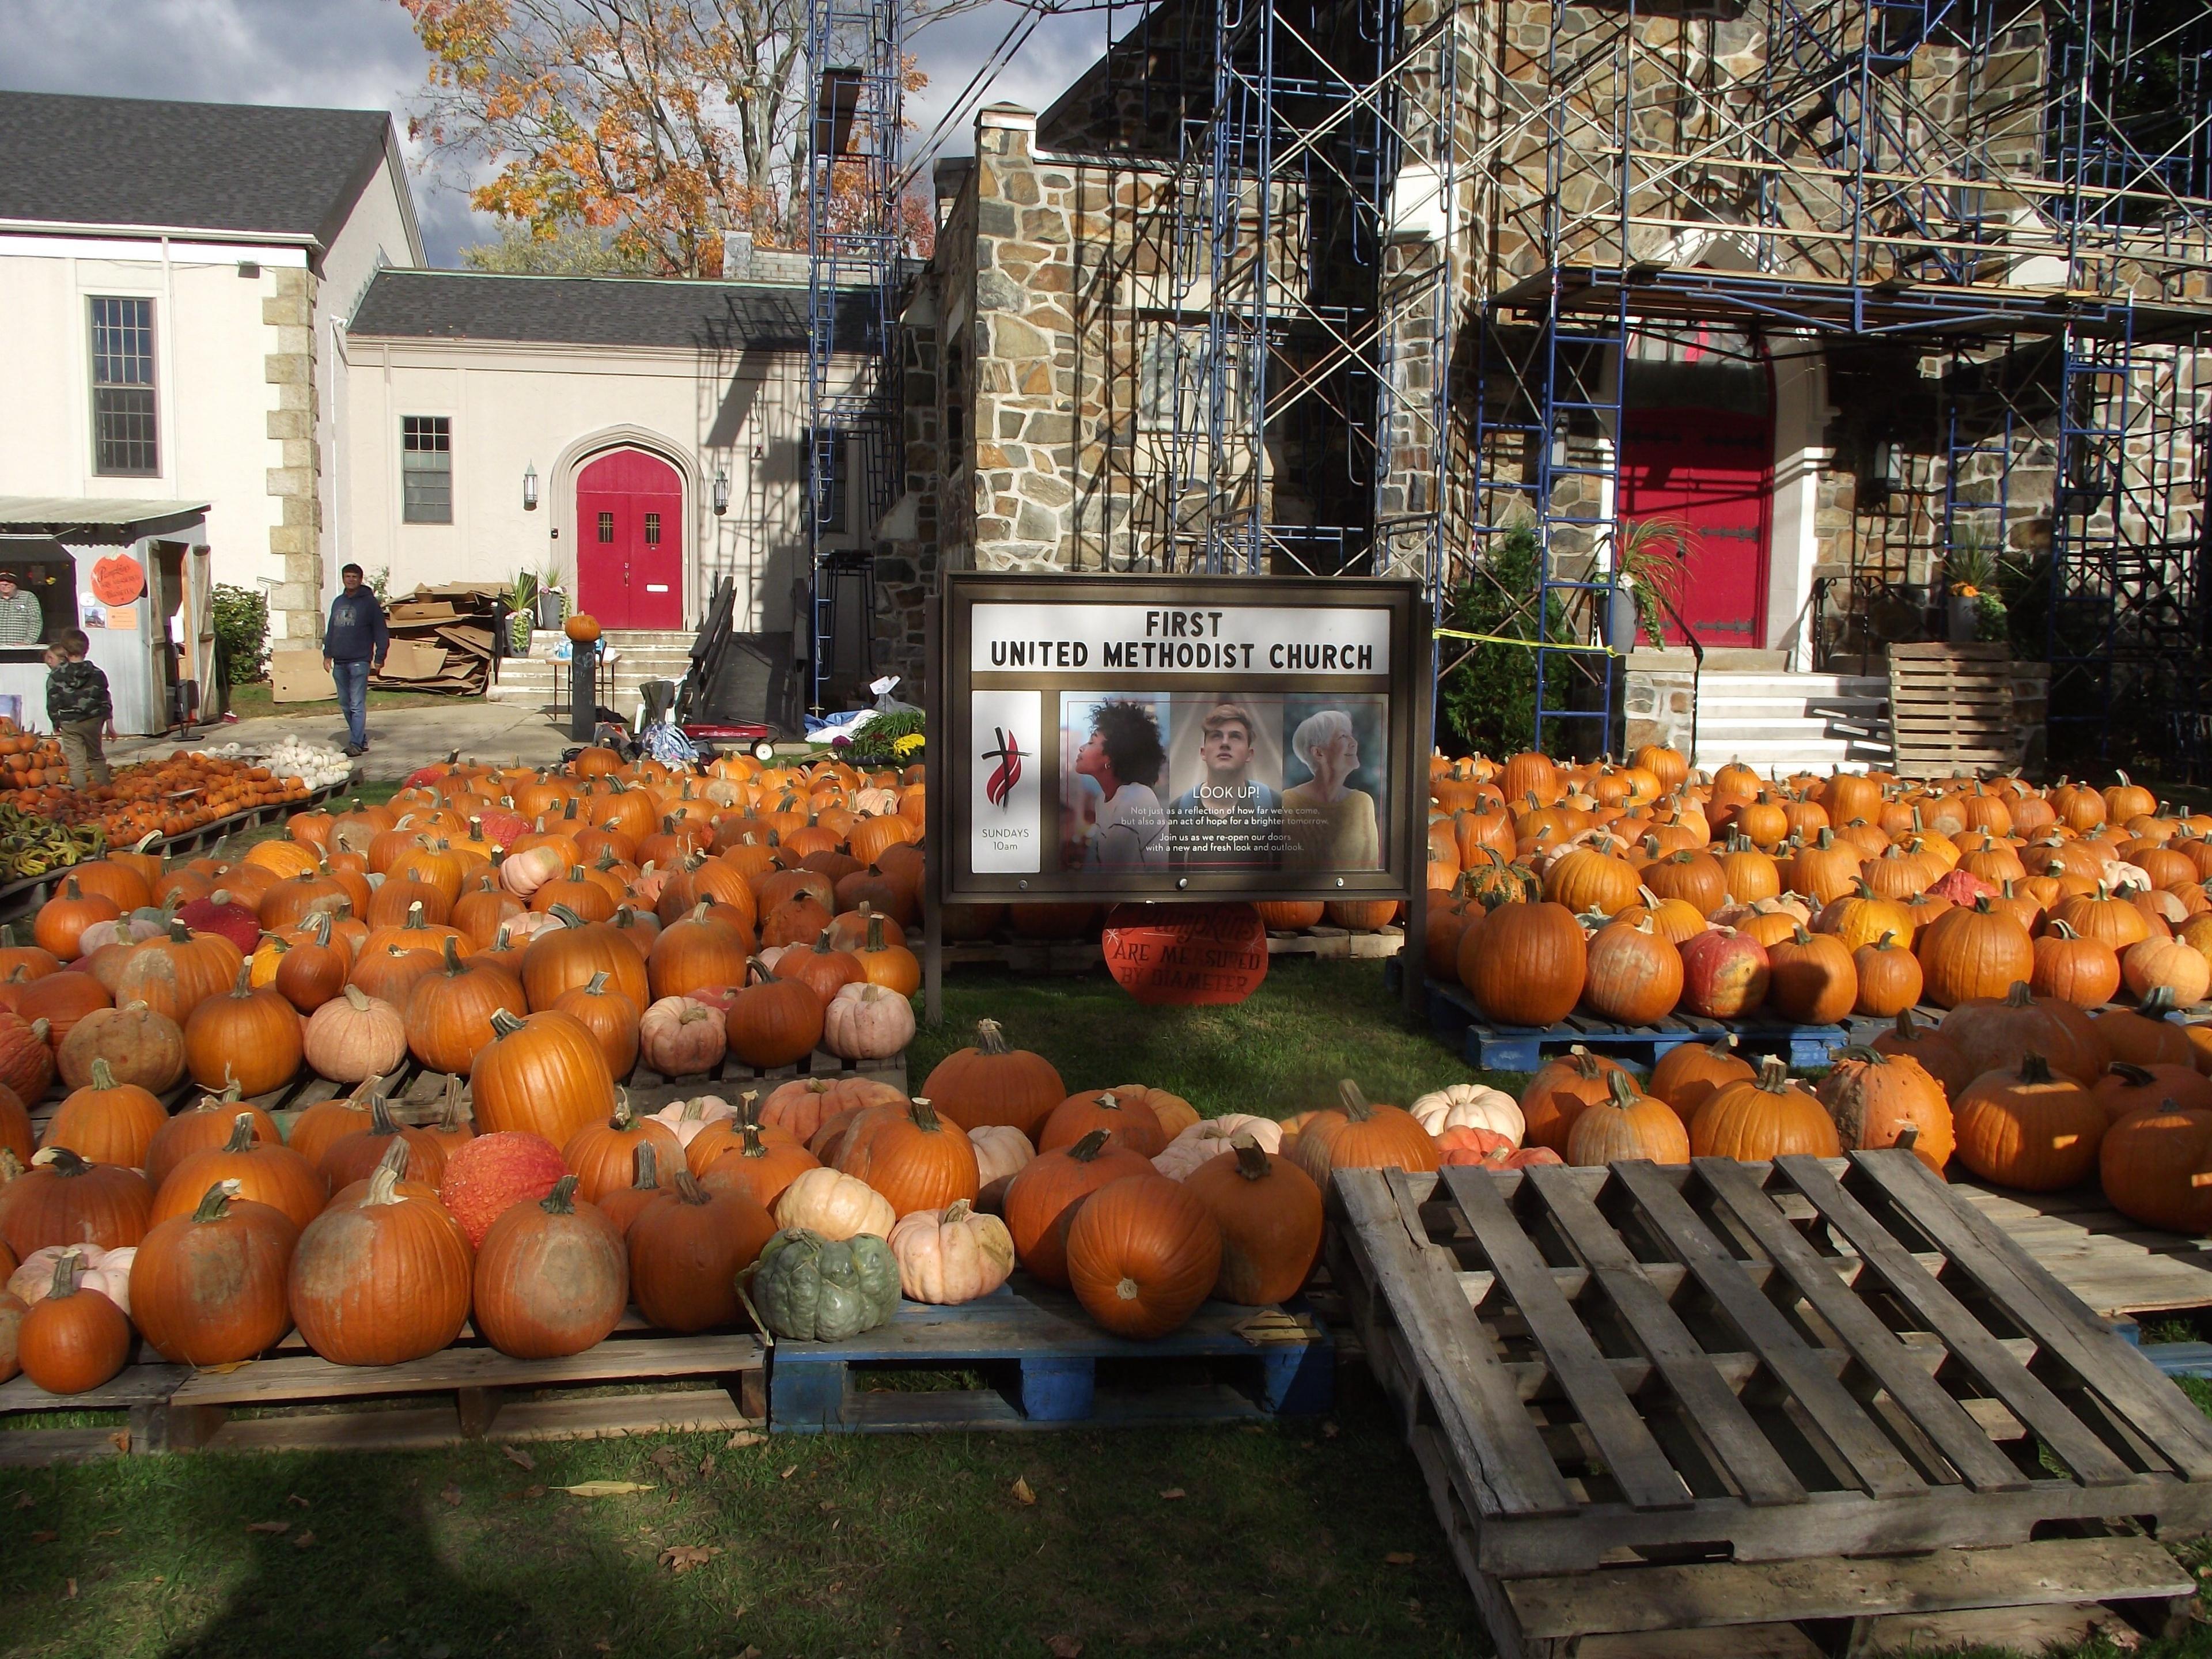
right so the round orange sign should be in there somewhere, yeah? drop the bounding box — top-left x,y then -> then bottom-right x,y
90,554 -> 145,607
1102,903 -> 1270,1005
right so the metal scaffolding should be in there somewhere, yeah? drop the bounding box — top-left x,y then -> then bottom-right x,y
805,0 -> 906,713
1457,0 -> 2212,769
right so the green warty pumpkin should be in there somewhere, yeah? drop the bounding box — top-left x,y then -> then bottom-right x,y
750,1228 -> 900,1341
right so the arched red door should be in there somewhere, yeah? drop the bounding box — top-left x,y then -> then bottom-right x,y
575,449 -> 683,629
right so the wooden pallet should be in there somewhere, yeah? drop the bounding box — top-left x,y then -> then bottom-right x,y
0,1360 -> 188,1468
767,1276 -> 1331,1433
623,1047 -> 908,1112
1887,642 -> 2021,779
1393,967 -> 1844,1071
1328,1153 -> 2212,1658
940,938 -> 1104,976
1266,925 -> 1403,960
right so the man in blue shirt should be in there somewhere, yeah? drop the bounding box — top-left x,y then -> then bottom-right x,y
321,563 -> 388,756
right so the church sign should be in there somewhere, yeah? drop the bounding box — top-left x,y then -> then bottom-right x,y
931,572 -> 1427,904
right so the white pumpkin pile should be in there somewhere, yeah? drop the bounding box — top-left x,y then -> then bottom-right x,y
198,736 -> 354,791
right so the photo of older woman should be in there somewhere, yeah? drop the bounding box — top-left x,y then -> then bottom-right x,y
1282,706 -> 1380,870
1071,699 -> 1171,870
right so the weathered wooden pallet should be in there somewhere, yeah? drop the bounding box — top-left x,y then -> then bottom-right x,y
0,775 -> 355,923
940,938 -> 1104,976
160,1325 -> 767,1457
1265,924 -> 1403,960
1327,1152 -> 2212,1658
623,1047 -> 909,1112
767,1276 -> 1331,1434
1887,642 -> 2021,779
1391,967 -> 1844,1071
0,1359 -> 188,1468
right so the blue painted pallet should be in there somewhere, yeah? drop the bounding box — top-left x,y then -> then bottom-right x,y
767,1276 -> 1332,1434
1385,961 -> 1847,1072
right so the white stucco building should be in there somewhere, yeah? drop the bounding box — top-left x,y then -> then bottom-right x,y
336,262 -> 873,638
0,90 -> 423,652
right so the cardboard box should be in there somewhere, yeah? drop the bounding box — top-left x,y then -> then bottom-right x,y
270,650 -> 336,703
374,639 -> 448,682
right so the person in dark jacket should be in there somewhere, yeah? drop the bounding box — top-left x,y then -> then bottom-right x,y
45,628 -> 112,787
322,563 -> 389,756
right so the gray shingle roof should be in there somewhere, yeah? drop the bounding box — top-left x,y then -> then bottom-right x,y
0,89 -> 397,249
347,269 -> 885,351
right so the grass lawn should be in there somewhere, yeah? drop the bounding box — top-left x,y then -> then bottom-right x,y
7,960 -> 2210,1656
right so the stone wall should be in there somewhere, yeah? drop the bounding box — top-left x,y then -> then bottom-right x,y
1622,650 -> 1698,756
265,267 -> 322,648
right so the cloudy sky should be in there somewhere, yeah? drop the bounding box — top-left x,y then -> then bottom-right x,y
3,0 -> 1117,263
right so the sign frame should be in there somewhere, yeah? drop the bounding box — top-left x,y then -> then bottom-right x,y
930,570 -> 1429,907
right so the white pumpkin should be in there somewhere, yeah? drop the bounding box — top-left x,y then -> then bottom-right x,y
773,1165 -> 895,1241
9,1244 -> 135,1317
650,1094 -> 736,1147
2102,860 -> 2153,893
1153,1115 -> 1284,1180
1409,1084 -> 1524,1146
822,982 -> 915,1061
969,1125 -> 1035,1188
887,1200 -> 1015,1303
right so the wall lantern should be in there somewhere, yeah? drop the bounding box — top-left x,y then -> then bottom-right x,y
713,468 -> 730,516
522,463 -> 539,512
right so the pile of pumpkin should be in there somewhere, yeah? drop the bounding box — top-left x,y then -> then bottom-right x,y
0,1005 -> 1402,1393
0,744 -> 323,847
1432,755 -> 2212,1033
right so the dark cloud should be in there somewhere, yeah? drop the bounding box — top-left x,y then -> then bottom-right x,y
1,0 -> 1105,263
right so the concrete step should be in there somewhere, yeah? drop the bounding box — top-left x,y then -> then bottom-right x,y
1693,698 -> 1889,722
1694,675 -> 1888,698
1693,738 -> 1896,767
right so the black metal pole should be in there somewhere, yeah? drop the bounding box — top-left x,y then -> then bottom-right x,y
570,640 -> 597,741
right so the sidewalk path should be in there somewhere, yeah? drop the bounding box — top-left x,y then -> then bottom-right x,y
109,699 -> 574,783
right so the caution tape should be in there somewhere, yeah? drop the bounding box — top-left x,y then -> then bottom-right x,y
1433,626 -> 1623,657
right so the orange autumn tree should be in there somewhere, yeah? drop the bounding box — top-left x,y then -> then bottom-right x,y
399,0 -> 951,273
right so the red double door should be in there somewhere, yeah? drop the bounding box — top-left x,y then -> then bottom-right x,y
575,449 -> 684,630
1619,339 -> 1774,650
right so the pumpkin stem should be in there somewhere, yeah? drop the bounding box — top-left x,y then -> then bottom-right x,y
672,1170 -> 711,1206
47,1247 -> 82,1300
1336,1079 -> 1375,1121
2019,1052 -> 2055,1085
33,1145 -> 91,1177
2108,1061 -> 2154,1086
487,1008 -> 528,1040
2004,980 -> 2035,1008
908,1097 -> 944,1133
192,1178 -> 242,1224
974,1017 -> 1010,1056
1067,1128 -> 1113,1163
2145,986 -> 2179,1019
363,1163 -> 405,1206
541,1174 -> 580,1215
343,983 -> 372,1011
1755,1055 -> 1791,1092
1605,1070 -> 1642,1108
1791,924 -> 1814,945
88,1056 -> 118,1092
865,912 -> 887,953
1836,1044 -> 1887,1065
1569,1046 -> 1603,1080
221,1111 -> 259,1153
634,1140 -> 661,1189
168,918 -> 192,944
1229,1134 -> 1272,1180
368,1094 -> 401,1137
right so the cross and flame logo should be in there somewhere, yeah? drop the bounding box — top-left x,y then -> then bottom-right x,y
982,727 -> 1022,808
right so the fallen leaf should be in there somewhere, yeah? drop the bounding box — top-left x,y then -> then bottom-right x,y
284,1494 -> 311,1509
736,1647 -> 763,1659
1045,1637 -> 1084,1657
245,1521 -> 290,1535
555,1482 -> 656,1498
818,1499 -> 837,1513
648,1447 -> 680,1470
1384,1552 -> 1416,1566
106,1429 -> 130,1455
658,1543 -> 722,1574
63,1578 -> 75,1601
525,1484 -> 545,1499
292,1531 -> 317,1550
28,1530 -> 55,1544
13,1493 -> 33,1510
726,1430 -> 764,1449
778,1465 -> 797,1480
1010,1477 -> 1037,1506
502,1446 -> 536,1472
698,1456 -> 716,1476
1157,1488 -> 1185,1501
93,1528 -> 121,1538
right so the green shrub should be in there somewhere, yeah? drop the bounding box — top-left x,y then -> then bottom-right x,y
1438,527 -> 1570,758
210,584 -> 268,684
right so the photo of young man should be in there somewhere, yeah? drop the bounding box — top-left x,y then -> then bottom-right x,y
1167,698 -> 1283,869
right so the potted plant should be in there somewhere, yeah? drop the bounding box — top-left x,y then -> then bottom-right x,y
533,563 -> 568,631
1944,535 -> 2002,643
507,570 -> 538,654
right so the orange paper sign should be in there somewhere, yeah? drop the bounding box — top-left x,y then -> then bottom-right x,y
1102,903 -> 1269,1005
91,554 -> 145,607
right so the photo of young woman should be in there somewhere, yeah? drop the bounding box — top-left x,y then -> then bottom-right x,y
1062,698 -> 1171,871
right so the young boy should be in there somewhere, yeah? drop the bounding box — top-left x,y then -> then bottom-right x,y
46,629 -> 112,789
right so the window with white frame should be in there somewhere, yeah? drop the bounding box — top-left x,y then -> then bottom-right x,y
89,297 -> 158,476
402,416 -> 453,524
